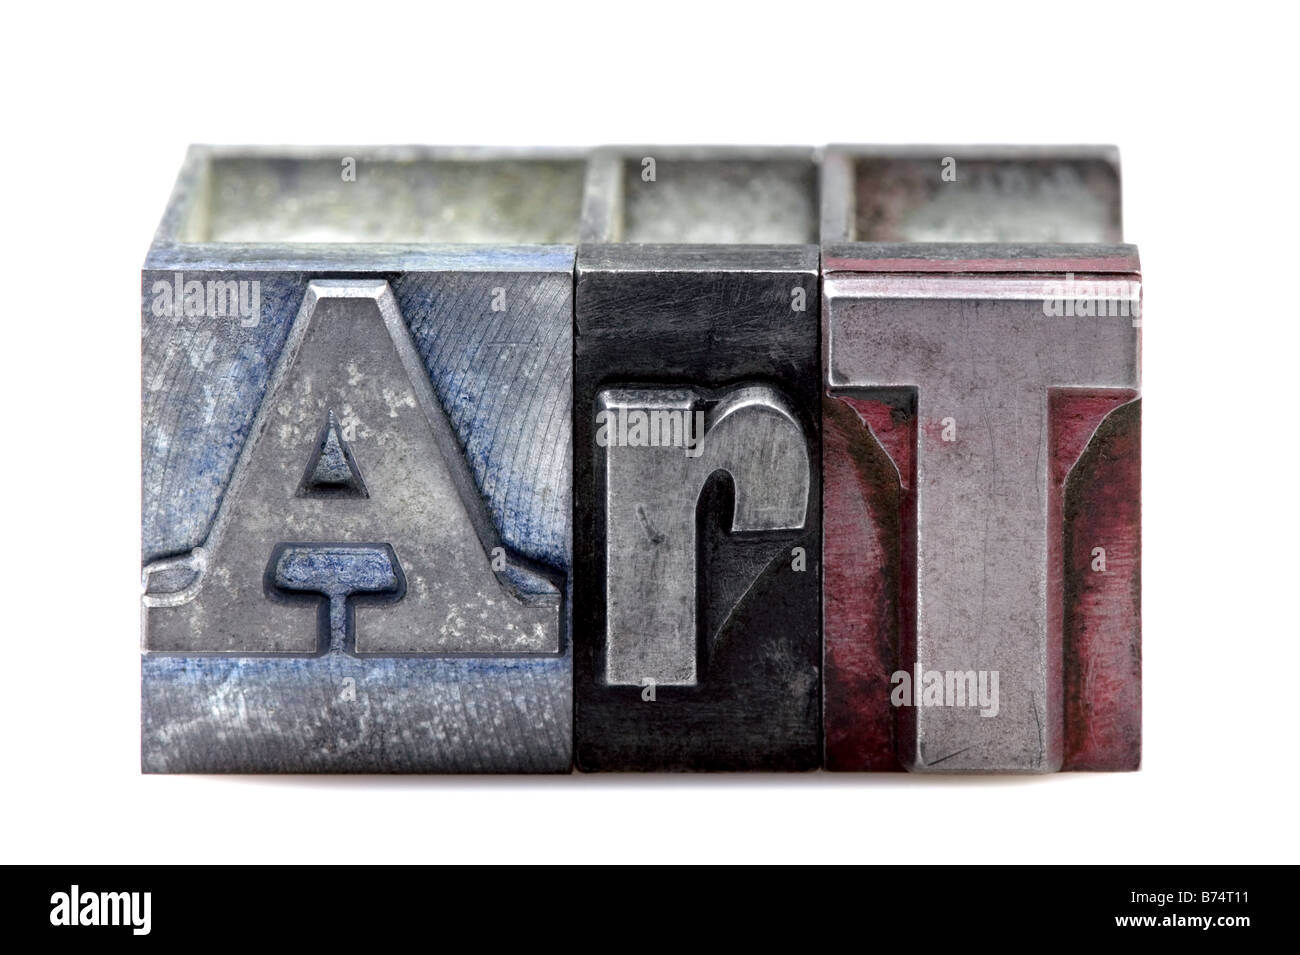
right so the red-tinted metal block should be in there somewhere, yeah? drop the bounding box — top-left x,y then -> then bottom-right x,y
1054,392 -> 1142,770
821,146 -> 1142,773
823,392 -> 914,772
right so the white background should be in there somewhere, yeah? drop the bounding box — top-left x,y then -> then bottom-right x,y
2,1 -> 1295,864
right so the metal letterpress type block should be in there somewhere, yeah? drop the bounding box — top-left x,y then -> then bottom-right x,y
573,147 -> 822,771
141,146 -> 582,772
821,146 -> 1141,772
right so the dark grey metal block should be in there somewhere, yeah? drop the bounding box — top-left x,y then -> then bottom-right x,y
573,147 -> 823,772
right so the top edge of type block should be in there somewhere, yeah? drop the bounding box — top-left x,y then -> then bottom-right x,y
577,145 -> 821,248
821,144 -> 1124,255
145,145 -> 591,271
146,144 -> 1129,269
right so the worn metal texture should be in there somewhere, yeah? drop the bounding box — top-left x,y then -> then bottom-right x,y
141,146 -> 577,773
821,145 -> 1141,774
822,391 -> 914,771
578,145 -> 819,246
599,385 -> 811,687
144,281 -> 560,655
825,267 -> 1139,773
574,148 -> 822,771
1055,393 -> 1142,770
822,144 -> 1122,245
195,150 -> 585,244
141,143 -> 1144,776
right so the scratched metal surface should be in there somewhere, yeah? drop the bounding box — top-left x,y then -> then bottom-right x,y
574,244 -> 823,771
141,265 -> 573,772
820,145 -> 1123,245
141,647 -> 571,773
197,156 -> 585,245
820,147 -> 1140,774
598,385 -> 811,687
141,268 -> 573,771
825,274 -> 1139,772
141,260 -> 573,572
572,148 -> 823,771
143,281 -> 562,655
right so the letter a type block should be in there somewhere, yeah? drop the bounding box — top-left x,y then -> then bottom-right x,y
141,147 -> 584,772
820,147 -> 1141,773
574,148 -> 823,771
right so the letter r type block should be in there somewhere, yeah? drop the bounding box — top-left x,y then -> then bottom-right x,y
574,148 -> 823,771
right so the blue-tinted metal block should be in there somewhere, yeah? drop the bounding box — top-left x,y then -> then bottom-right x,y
141,146 -> 582,772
